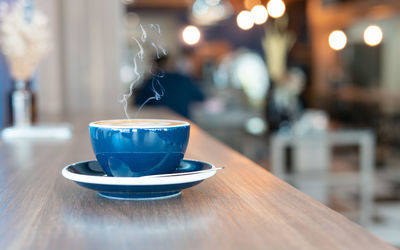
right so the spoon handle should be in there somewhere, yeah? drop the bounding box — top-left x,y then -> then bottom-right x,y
140,167 -> 224,178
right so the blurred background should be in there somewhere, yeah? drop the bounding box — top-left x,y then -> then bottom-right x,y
1,0 -> 400,245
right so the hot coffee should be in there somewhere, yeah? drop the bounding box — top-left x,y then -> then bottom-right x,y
92,119 -> 188,128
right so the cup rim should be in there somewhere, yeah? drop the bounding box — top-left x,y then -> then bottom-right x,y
89,119 -> 190,129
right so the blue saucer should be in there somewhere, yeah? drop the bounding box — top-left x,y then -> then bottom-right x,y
62,159 -> 217,200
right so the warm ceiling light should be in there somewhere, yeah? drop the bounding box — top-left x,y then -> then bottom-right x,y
363,25 -> 383,47
182,25 -> 201,45
251,5 -> 268,25
237,10 -> 254,30
328,30 -> 347,51
267,0 -> 285,19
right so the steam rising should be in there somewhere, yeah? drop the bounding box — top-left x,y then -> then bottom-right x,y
121,24 -> 167,118
135,64 -> 165,115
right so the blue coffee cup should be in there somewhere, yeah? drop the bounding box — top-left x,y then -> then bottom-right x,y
89,119 -> 190,177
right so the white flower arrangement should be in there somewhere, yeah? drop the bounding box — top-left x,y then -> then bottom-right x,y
0,2 -> 50,81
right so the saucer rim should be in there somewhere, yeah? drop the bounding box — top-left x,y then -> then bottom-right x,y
98,191 -> 182,201
62,159 -> 216,186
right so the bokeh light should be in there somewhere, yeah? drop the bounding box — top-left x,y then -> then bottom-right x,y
328,30 -> 347,51
245,117 -> 267,135
192,0 -> 233,25
233,52 -> 270,101
182,25 -> 201,45
237,10 -> 254,30
251,5 -> 268,25
267,0 -> 285,19
363,25 -> 383,47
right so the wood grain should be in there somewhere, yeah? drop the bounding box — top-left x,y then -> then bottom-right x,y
0,108 -> 395,250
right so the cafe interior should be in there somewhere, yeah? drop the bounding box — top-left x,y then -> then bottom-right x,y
1,0 -> 400,248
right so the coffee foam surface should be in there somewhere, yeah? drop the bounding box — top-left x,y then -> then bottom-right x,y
91,119 -> 188,128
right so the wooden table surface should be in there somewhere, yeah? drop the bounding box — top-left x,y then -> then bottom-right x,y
0,108 -> 395,250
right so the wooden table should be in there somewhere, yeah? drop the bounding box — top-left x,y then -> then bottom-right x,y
0,108 -> 395,250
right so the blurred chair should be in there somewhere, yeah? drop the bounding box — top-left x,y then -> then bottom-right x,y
270,130 -> 375,225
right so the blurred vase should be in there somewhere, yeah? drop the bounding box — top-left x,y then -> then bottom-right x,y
12,79 -> 32,127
